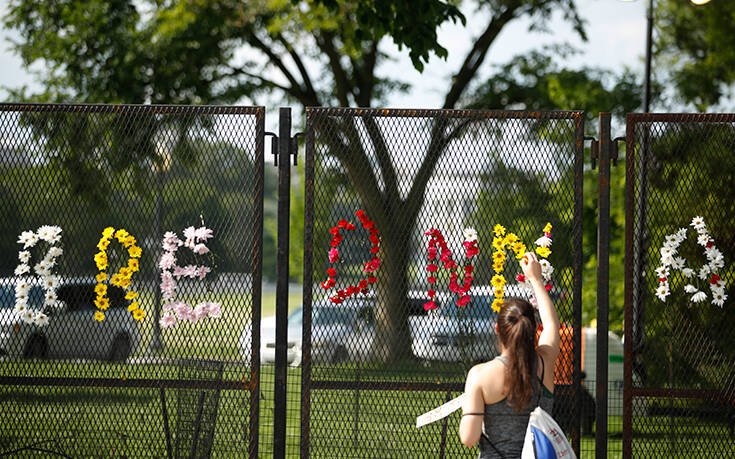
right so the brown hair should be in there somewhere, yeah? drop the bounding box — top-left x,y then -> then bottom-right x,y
497,297 -> 537,412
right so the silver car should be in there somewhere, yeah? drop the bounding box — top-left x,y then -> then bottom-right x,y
0,278 -> 141,361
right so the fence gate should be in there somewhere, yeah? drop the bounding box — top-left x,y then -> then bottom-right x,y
0,104 -> 264,458
301,108 -> 584,457
624,113 -> 735,457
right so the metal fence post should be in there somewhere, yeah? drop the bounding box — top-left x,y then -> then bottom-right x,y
596,112 -> 612,459
274,107 -> 292,459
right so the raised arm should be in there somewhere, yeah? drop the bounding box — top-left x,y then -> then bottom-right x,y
521,252 -> 560,359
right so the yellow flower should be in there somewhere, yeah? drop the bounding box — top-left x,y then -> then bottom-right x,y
535,246 -> 552,258
492,262 -> 504,273
492,251 -> 506,263
102,227 -> 115,238
492,238 -> 504,251
133,308 -> 146,321
543,222 -> 552,234
94,283 -> 107,296
122,235 -> 136,248
114,229 -> 129,240
512,243 -> 527,258
96,239 -> 110,251
491,274 -> 506,288
503,233 -> 519,245
128,246 -> 142,258
110,273 -> 122,287
491,299 -> 504,312
493,224 -> 506,237
94,251 -> 108,271
494,286 -> 504,297
127,259 -> 139,272
95,296 -> 110,310
119,277 -> 132,289
96,272 -> 107,282
119,267 -> 132,279
127,301 -> 139,312
125,291 -> 138,300
94,311 -> 105,322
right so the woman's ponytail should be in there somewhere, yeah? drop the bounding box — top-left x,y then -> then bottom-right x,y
497,298 -> 538,412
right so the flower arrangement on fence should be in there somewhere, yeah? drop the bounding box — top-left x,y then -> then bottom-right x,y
14,225 -> 63,326
158,226 -> 222,328
321,210 -> 381,304
423,227 -> 479,311
655,216 -> 728,307
94,227 -> 143,322
491,223 -> 554,312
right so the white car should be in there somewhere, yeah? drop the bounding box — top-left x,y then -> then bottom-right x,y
409,291 -> 499,363
240,307 -> 303,366
0,278 -> 141,361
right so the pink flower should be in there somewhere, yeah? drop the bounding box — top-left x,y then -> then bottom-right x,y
329,248 -> 339,263
192,243 -> 210,255
423,301 -> 437,311
159,252 -> 176,270
173,266 -> 186,278
174,302 -> 191,318
183,226 -> 197,242
196,266 -> 211,280
195,227 -> 213,241
183,265 -> 198,278
159,314 -> 177,329
206,302 -> 222,318
193,303 -> 209,321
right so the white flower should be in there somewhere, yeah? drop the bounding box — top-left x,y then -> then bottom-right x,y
34,312 -> 49,327
37,225 -> 54,242
682,268 -> 695,278
18,251 -> 30,263
17,230 -> 38,248
697,234 -> 710,246
22,310 -> 35,324
660,246 -> 676,258
44,257 -> 56,269
13,302 -> 27,316
46,226 -> 62,244
671,257 -> 686,270
47,246 -> 63,258
15,292 -> 28,307
539,259 -> 554,279
664,234 -> 680,247
535,235 -> 552,248
655,284 -> 670,302
684,284 -> 698,294
34,262 -> 49,277
192,243 -> 210,255
716,279 -> 727,289
661,254 -> 675,267
711,285 -> 724,297
705,247 -> 722,261
463,227 -> 478,242
44,274 -> 60,290
712,291 -> 727,308
698,265 -> 711,280
14,264 -> 30,276
44,290 -> 57,306
15,281 -> 29,297
655,266 -> 670,278
676,228 -> 687,241
691,291 -> 707,303
691,216 -> 706,232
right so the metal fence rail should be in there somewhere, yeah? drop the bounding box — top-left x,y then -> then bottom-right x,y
624,113 -> 735,457
0,103 -> 264,458
302,108 -> 584,458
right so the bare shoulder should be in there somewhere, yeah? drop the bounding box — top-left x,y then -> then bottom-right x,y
466,359 -> 506,404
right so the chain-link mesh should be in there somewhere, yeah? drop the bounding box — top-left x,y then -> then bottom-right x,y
302,108 -> 584,458
0,103 -> 264,457
625,113 -> 735,457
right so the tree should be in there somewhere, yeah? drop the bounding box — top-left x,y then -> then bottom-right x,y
657,0 -> 735,110
4,0 -> 588,361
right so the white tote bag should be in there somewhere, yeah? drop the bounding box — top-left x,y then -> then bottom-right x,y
520,407 -> 576,459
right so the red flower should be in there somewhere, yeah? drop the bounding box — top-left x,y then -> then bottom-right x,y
329,226 -> 341,235
449,281 -> 460,293
516,274 -> 526,282
338,289 -> 348,298
658,277 -> 667,283
428,246 -> 437,260
321,278 -> 336,289
440,250 -> 452,263
428,289 -> 435,298
345,223 -> 356,231
426,263 -> 438,272
424,301 -> 437,311
456,295 -> 470,307
330,296 -> 343,304
464,265 -> 474,273
358,279 -> 368,290
329,248 -> 339,263
706,241 -> 713,248
370,246 -> 380,254
330,237 -> 341,248
710,274 -> 721,284
545,283 -> 552,291
427,276 -> 436,284
466,245 -> 479,257
368,276 -> 377,284
327,268 -> 336,277
337,219 -> 349,228
369,234 -> 380,245
356,210 -> 366,219
444,260 -> 456,270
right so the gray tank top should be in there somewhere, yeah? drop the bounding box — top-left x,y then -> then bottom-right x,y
478,355 -> 554,459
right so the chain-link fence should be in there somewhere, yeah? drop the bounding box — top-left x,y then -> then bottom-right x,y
624,113 -> 735,457
301,108 -> 584,458
0,103 -> 264,457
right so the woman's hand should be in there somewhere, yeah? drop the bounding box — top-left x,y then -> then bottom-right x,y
520,252 -> 542,284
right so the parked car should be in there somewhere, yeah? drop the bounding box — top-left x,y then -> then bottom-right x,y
241,290 -> 432,366
0,278 -> 141,361
408,290 -> 500,363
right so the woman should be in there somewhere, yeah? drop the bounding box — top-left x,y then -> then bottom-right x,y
459,252 -> 560,458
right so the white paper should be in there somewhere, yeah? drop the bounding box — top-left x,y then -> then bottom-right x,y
415,393 -> 465,428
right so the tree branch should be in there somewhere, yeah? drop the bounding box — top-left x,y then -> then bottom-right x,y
244,29 -> 307,103
315,30 -> 353,107
362,115 -> 400,204
275,32 -> 320,106
443,3 -> 521,109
